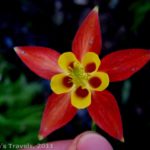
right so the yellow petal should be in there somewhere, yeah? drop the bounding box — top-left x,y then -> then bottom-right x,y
88,72 -> 109,91
71,87 -> 91,109
50,73 -> 73,94
82,52 -> 101,73
58,52 -> 79,72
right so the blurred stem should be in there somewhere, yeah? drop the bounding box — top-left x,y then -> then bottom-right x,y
91,120 -> 97,131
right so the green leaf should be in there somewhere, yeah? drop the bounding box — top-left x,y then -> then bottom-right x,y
129,1 -> 150,31
0,56 -> 46,146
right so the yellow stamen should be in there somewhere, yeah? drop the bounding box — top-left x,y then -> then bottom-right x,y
69,62 -> 88,88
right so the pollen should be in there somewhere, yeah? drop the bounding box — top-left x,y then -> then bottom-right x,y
69,62 -> 88,87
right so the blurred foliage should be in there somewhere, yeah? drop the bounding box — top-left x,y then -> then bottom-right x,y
0,56 -> 44,148
129,0 -> 150,31
121,80 -> 131,105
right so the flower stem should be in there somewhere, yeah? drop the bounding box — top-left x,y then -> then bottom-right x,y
91,120 -> 97,131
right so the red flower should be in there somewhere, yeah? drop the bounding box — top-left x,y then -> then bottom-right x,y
14,6 -> 150,142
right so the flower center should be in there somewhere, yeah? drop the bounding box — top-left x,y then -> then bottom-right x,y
69,62 -> 88,88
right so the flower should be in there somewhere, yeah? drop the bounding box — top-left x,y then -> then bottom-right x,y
50,51 -> 109,109
14,6 -> 150,142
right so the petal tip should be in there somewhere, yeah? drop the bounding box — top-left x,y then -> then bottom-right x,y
71,98 -> 91,109
93,6 -> 99,12
38,134 -> 44,141
121,137 -> 125,143
14,47 -> 19,52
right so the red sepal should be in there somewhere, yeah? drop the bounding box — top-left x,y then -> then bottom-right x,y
39,93 -> 77,139
14,46 -> 61,80
88,90 -> 123,141
72,7 -> 102,60
100,49 -> 150,82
